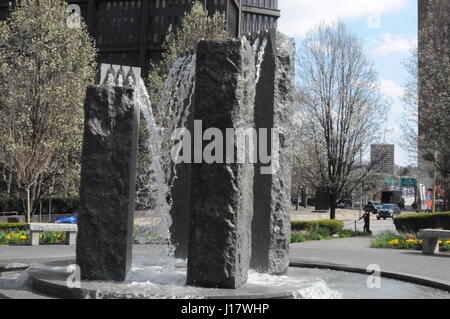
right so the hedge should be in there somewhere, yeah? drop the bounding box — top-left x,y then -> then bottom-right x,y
0,197 -> 79,215
291,220 -> 344,234
0,197 -> 22,213
394,212 -> 450,233
0,223 -> 28,231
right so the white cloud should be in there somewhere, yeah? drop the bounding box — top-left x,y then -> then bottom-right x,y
377,79 -> 414,165
278,0 -> 410,38
379,79 -> 405,114
379,79 -> 404,101
370,33 -> 417,56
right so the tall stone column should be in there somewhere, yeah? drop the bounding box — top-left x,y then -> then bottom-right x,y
76,85 -> 140,281
250,30 -> 296,274
187,39 -> 255,289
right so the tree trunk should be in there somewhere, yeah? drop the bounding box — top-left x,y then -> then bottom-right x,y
295,185 -> 301,211
6,172 -> 12,197
26,188 -> 31,223
329,193 -> 336,220
330,205 -> 336,220
50,174 -> 56,196
446,177 -> 450,212
303,187 -> 307,208
64,155 -> 69,197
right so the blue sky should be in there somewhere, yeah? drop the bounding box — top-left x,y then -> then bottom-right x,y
278,0 -> 418,166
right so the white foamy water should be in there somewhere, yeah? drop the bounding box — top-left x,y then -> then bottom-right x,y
247,270 -> 342,299
135,77 -> 172,244
253,34 -> 268,85
124,249 -> 342,299
134,54 -> 196,250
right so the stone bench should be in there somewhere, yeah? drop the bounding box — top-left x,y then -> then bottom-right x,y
26,223 -> 78,246
418,229 -> 450,255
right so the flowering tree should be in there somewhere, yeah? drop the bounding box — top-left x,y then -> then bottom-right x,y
0,0 -> 97,221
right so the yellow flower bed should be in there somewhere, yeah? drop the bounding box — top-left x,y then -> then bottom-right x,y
405,239 -> 423,244
388,239 -> 400,245
1,231 -> 66,245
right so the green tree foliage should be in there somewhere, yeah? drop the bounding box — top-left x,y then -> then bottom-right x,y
136,2 -> 228,209
0,0 -> 97,220
148,1 -> 228,124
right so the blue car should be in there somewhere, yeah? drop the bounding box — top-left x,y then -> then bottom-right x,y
51,213 -> 78,224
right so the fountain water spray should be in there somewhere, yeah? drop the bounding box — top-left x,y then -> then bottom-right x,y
133,55 -> 196,254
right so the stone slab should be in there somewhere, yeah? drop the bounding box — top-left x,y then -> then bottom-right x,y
27,223 -> 77,232
186,38 -> 255,289
76,85 -> 139,282
419,229 -> 450,238
250,30 -> 296,275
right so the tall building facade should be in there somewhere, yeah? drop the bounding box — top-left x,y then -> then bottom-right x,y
371,144 -> 395,175
241,0 -> 279,34
0,0 -> 280,74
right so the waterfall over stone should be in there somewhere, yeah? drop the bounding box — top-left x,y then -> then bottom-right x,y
134,54 -> 196,254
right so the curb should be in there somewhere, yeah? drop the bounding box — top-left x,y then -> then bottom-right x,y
0,263 -> 29,274
28,271 -> 294,299
290,259 -> 450,293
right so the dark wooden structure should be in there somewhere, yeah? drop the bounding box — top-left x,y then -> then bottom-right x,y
241,0 -> 279,34
0,0 -> 280,74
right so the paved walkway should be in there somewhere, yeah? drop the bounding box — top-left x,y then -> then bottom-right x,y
0,245 -> 75,266
1,238 -> 449,286
290,237 -> 450,285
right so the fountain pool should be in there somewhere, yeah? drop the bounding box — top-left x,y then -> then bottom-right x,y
1,245 -> 448,299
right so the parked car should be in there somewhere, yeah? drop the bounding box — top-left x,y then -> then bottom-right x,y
336,200 -> 346,209
291,198 -> 302,205
377,204 -> 401,220
364,201 -> 382,214
51,213 -> 78,224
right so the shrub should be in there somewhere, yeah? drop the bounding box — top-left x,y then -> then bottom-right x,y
291,228 -> 367,243
291,232 -> 306,243
394,212 -> 450,233
41,197 -> 79,215
0,223 -> 28,231
338,229 -> 368,238
0,197 -> 79,215
291,219 -> 344,234
0,197 -> 23,213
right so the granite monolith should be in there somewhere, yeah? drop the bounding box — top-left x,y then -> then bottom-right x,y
250,30 -> 296,275
186,39 -> 255,289
76,85 -> 139,281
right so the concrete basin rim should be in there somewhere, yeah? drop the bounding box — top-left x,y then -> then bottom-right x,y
289,259 -> 450,293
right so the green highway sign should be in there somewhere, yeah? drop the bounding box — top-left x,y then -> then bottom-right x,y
400,178 -> 417,187
385,178 -> 396,186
